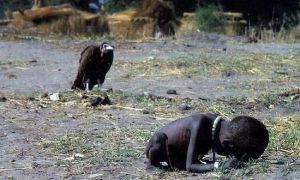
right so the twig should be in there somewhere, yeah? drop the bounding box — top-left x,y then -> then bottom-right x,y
155,116 -> 176,121
9,99 -> 24,106
210,173 -> 220,178
120,171 -> 139,177
278,149 -> 293,154
114,105 -> 144,111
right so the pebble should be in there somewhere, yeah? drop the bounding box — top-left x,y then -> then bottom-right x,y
178,104 -> 191,111
0,96 -> 7,102
101,95 -> 111,105
90,97 -> 103,107
222,71 -> 235,77
167,89 -> 177,95
143,91 -> 150,96
148,56 -> 155,60
28,97 -> 36,101
49,93 -> 60,101
40,93 -> 49,99
143,110 -> 150,114
106,88 -> 113,93
28,59 -> 38,63
90,95 -> 111,107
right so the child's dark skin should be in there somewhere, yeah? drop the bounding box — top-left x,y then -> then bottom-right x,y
145,113 -> 269,173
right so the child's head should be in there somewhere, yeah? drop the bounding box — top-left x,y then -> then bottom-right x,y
223,116 -> 269,160
146,132 -> 169,163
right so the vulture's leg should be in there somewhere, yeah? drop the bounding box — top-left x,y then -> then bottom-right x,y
96,79 -> 102,91
85,83 -> 90,92
85,78 -> 90,92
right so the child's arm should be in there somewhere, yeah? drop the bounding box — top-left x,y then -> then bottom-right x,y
187,157 -> 243,173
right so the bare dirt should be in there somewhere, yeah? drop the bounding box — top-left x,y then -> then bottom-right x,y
0,32 -> 299,179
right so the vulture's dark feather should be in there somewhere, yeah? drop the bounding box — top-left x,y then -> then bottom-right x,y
72,42 -> 114,91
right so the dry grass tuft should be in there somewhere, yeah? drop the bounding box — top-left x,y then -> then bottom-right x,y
265,115 -> 300,157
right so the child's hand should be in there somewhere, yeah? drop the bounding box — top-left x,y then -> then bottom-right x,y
221,158 -> 242,169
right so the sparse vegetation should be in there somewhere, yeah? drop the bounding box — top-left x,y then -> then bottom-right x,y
0,59 -> 29,67
38,93 -> 299,178
41,126 -> 156,173
265,116 -> 300,157
115,53 -> 299,78
245,25 -> 300,43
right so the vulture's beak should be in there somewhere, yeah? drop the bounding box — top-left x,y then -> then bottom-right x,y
105,45 -> 114,51
101,44 -> 114,56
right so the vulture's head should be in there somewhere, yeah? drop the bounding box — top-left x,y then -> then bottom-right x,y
100,42 -> 114,57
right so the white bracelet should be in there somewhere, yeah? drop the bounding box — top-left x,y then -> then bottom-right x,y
214,162 -> 220,169
160,161 -> 168,166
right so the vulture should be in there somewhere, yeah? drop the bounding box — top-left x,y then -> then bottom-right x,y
72,42 -> 114,91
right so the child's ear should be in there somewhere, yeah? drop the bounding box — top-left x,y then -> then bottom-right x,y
223,139 -> 235,149
223,140 -> 236,158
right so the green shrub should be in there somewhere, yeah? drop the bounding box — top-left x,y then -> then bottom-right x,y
194,5 -> 226,33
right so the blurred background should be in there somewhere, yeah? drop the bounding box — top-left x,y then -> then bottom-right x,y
0,0 -> 299,41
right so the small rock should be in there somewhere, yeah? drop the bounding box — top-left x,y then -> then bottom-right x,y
28,59 -> 38,63
32,162 -> 39,168
178,104 -> 191,111
148,56 -> 155,61
90,97 -> 103,107
101,95 -> 111,105
222,48 -> 227,51
38,104 -> 47,108
143,110 -> 150,114
222,71 -> 235,77
167,89 -> 177,95
0,96 -> 7,102
184,44 -> 193,47
74,153 -> 85,158
106,88 -> 113,93
28,97 -> 36,101
49,93 -> 60,101
143,91 -> 150,96
40,93 -> 48,99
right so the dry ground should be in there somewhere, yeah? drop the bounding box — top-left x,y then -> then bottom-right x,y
0,32 -> 299,179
